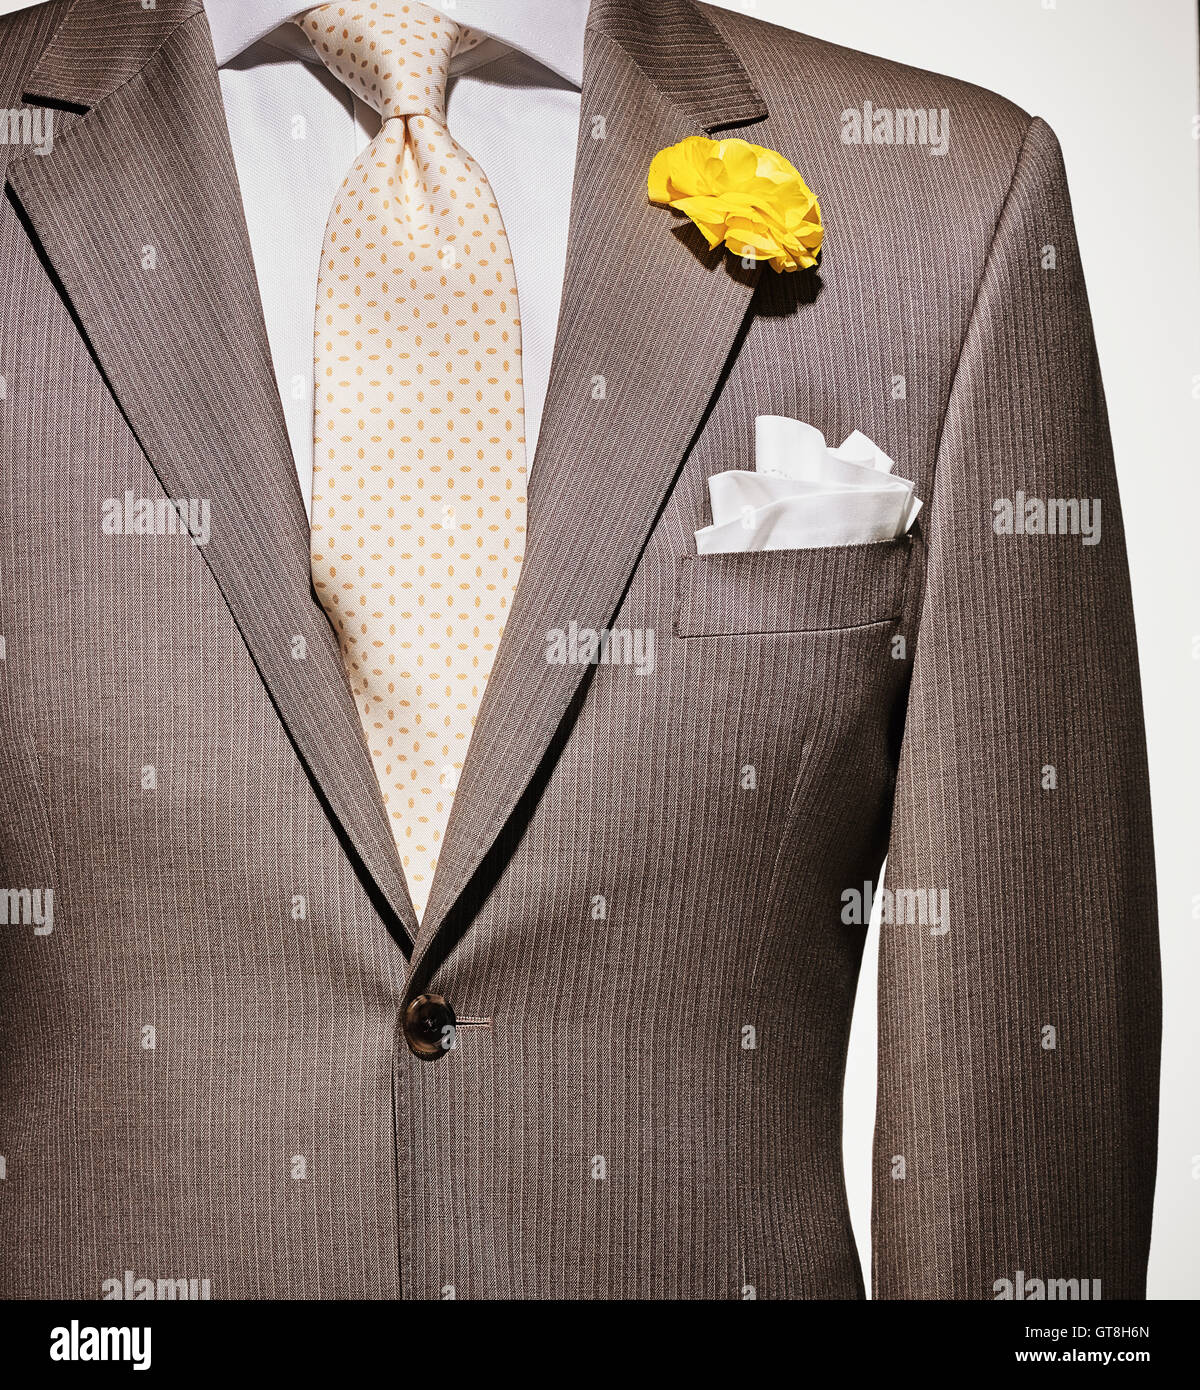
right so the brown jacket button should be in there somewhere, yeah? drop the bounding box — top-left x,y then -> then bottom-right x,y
403,993 -> 456,1059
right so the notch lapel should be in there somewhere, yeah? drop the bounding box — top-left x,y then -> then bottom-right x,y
409,0 -> 769,979
8,0 -> 420,946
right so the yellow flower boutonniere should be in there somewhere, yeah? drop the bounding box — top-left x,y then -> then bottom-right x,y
648,136 -> 823,273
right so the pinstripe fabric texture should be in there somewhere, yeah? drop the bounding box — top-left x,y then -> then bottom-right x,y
674,539 -> 914,637
0,0 -> 1158,1299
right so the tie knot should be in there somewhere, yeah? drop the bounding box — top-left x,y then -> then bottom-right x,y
295,2 -> 480,122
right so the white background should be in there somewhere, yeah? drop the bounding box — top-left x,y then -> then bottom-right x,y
706,0 -> 1199,1300
2,0 -> 1196,1299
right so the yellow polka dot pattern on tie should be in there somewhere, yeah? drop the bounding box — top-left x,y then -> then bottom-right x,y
296,2 -> 527,922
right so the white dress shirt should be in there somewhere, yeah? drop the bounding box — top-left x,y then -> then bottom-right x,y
206,0 -> 590,513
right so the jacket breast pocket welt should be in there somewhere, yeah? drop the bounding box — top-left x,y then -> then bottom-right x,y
673,536 -> 913,638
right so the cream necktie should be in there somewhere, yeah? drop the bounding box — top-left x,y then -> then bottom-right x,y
297,3 -> 527,921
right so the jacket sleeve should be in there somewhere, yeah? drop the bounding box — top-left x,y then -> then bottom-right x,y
872,116 -> 1160,1300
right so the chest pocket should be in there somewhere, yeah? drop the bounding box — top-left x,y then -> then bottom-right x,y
674,535 -> 913,638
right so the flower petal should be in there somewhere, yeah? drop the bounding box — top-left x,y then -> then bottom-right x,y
648,136 -> 824,273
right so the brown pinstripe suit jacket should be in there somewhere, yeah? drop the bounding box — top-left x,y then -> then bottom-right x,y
0,0 -> 1159,1298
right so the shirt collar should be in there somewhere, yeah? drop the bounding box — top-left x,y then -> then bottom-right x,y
204,0 -> 589,88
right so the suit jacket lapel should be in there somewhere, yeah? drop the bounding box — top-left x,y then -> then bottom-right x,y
7,0 -> 420,947
409,0 -> 769,978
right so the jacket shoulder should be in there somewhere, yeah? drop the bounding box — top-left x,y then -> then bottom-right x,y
700,3 -> 1034,180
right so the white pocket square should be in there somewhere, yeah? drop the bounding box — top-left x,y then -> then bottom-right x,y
695,416 -> 923,555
